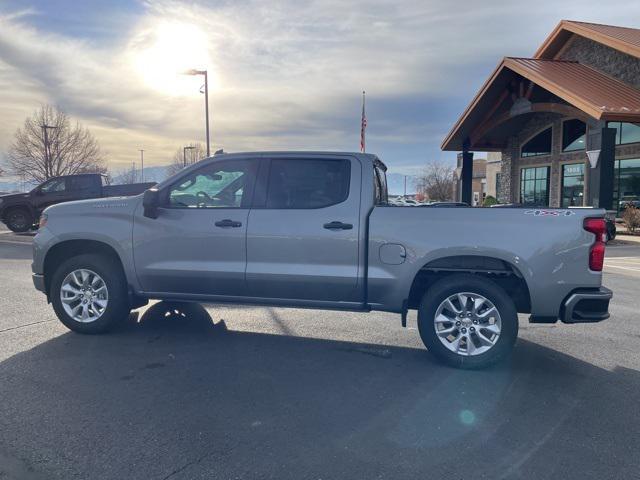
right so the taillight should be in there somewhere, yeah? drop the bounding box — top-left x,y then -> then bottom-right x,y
584,218 -> 606,271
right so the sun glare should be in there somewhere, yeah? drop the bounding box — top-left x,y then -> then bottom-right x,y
131,22 -> 214,95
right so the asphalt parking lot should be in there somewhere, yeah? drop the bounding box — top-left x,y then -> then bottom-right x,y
1,226 -> 639,479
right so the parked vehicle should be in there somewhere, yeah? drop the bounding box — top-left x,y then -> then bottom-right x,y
619,197 -> 640,210
32,152 -> 612,368
427,201 -> 468,207
0,174 -> 155,232
605,217 -> 617,242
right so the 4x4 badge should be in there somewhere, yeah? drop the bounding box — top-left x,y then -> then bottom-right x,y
524,209 -> 575,217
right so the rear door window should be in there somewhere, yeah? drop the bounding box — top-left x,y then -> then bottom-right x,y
67,176 -> 94,191
265,159 -> 350,209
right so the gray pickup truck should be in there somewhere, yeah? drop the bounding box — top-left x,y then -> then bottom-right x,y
32,152 -> 612,368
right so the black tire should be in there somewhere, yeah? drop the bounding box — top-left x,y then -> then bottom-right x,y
50,253 -> 131,334
418,274 -> 518,369
5,207 -> 33,233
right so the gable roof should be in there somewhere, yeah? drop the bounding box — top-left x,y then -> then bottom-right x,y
535,20 -> 640,59
441,57 -> 640,151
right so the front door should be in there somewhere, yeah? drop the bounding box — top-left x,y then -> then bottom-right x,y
133,158 -> 258,296
246,156 -> 362,302
34,177 -> 76,213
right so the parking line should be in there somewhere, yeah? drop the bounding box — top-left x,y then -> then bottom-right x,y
605,264 -> 640,272
0,240 -> 32,246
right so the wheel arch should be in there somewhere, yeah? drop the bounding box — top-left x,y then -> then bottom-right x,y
43,239 -> 126,297
407,254 -> 531,313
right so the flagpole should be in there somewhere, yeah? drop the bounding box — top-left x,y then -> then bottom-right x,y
360,90 -> 366,153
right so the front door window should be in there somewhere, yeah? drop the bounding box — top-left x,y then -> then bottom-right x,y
167,160 -> 256,209
39,178 -> 66,193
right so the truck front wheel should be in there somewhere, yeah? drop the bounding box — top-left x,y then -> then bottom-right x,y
5,207 -> 33,232
418,274 -> 518,369
50,254 -> 131,334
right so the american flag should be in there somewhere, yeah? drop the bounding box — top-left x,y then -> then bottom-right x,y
360,90 -> 367,153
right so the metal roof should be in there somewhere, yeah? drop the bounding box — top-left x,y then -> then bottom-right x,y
441,57 -> 640,151
535,20 -> 640,59
506,58 -> 640,119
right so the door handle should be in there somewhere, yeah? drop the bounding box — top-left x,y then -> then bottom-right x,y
323,221 -> 353,230
215,219 -> 242,228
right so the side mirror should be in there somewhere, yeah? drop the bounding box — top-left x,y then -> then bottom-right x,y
35,189 -> 44,196
143,188 -> 160,219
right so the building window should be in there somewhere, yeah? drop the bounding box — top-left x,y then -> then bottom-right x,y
561,163 -> 585,207
562,119 -> 586,152
607,122 -> 640,145
520,166 -> 550,206
613,158 -> 640,213
521,127 -> 552,158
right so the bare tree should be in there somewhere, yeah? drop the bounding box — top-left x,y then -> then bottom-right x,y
166,143 -> 207,178
113,164 -> 139,185
6,105 -> 106,183
416,161 -> 455,202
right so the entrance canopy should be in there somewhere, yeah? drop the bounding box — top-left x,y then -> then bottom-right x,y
442,57 -> 640,152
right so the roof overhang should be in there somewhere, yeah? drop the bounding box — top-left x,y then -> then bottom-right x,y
535,20 -> 640,60
442,57 -> 640,151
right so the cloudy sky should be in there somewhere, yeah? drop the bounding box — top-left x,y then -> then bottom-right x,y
0,0 -> 638,176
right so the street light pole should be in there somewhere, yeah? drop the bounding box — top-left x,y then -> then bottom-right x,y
183,69 -> 210,157
139,149 -> 144,182
203,71 -> 210,158
41,124 -> 57,179
183,146 -> 195,167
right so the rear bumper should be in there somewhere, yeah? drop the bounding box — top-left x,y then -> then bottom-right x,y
561,286 -> 612,324
32,273 -> 45,293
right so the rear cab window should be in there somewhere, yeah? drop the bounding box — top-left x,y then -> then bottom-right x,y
373,159 -> 388,205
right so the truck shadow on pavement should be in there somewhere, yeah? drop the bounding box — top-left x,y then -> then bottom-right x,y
0,301 -> 639,480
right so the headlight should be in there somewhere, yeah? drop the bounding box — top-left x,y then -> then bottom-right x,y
38,213 -> 48,229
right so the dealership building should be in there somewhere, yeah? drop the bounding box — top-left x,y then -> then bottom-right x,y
443,20 -> 640,212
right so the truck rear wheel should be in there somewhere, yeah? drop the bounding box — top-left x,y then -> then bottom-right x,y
417,274 -> 518,369
50,253 -> 131,334
5,207 -> 33,232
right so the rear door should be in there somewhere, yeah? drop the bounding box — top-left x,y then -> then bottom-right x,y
67,175 -> 101,200
246,155 -> 362,302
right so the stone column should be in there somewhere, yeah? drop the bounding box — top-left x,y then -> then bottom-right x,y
499,137 -> 518,203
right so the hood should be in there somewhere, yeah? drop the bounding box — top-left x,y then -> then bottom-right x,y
0,192 -> 31,202
44,195 -> 140,216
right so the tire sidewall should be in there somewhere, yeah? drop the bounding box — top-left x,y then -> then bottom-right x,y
50,254 -> 129,334
6,208 -> 33,233
418,274 -> 518,369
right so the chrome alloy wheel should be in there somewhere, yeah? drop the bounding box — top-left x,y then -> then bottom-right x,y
434,292 -> 502,356
60,269 -> 109,323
